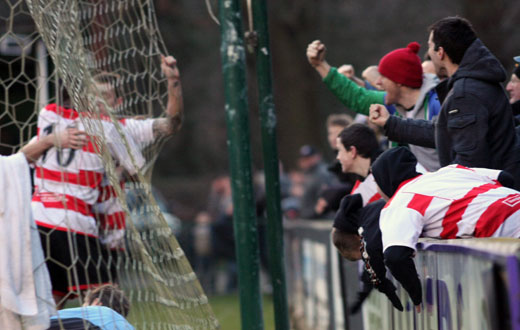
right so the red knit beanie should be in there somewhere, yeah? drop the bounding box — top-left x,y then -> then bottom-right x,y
378,42 -> 423,88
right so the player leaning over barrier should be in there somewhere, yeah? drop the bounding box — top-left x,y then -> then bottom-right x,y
332,195 -> 403,312
371,147 -> 520,311
333,147 -> 520,311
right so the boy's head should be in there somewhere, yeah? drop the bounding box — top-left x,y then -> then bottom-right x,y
332,194 -> 364,261
332,195 -> 386,261
84,284 -> 130,317
336,124 -> 379,177
332,228 -> 361,261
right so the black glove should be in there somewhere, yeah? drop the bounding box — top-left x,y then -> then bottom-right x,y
497,170 -> 515,189
378,279 -> 404,311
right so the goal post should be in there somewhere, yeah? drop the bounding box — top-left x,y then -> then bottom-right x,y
1,0 -> 218,328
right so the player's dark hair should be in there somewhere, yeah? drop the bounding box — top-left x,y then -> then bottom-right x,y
332,229 -> 361,261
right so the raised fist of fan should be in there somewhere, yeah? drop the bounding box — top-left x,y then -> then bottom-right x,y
369,104 -> 391,127
306,40 -> 327,67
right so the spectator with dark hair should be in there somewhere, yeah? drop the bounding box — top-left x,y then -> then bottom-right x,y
370,147 -> 520,312
337,124 -> 380,177
506,56 -> 520,122
370,16 -> 520,189
307,40 -> 442,171
335,124 -> 390,206
49,284 -> 133,329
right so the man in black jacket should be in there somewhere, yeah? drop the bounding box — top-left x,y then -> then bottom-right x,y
369,16 -> 520,189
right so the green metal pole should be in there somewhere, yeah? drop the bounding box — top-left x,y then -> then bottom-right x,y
251,1 -> 290,330
218,1 -> 264,329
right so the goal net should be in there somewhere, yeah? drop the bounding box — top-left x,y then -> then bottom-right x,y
0,0 -> 218,328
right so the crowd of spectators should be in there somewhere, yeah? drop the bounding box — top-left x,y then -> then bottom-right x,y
311,16 -> 520,312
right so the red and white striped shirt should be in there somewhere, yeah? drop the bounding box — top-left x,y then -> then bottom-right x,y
351,174 -> 381,206
93,118 -> 154,248
380,165 -> 520,252
31,104 -> 145,237
351,163 -> 427,206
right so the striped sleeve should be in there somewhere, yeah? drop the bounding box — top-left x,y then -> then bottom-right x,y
380,194 -> 424,252
105,124 -> 145,175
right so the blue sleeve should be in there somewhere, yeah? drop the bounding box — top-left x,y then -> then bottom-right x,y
383,93 -> 397,115
365,81 -> 376,90
427,90 -> 441,120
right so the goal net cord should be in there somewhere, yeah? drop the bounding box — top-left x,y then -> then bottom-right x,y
1,0 -> 219,328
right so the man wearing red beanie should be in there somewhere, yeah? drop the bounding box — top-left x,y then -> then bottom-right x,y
307,40 -> 442,172
378,42 -> 423,91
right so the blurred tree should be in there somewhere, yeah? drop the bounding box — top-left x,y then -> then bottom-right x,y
150,0 -> 520,219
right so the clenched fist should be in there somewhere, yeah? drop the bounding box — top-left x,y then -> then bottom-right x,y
369,104 -> 390,127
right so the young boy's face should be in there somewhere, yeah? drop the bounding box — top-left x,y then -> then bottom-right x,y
336,137 -> 355,173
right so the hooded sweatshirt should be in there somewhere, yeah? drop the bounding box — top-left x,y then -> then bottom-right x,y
371,147 -> 421,198
436,39 -> 520,184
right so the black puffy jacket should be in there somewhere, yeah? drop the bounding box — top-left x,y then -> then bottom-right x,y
436,39 -> 520,182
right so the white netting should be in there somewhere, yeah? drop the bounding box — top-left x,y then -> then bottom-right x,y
0,0 -> 218,328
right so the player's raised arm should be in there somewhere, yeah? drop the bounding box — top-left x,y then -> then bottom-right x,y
152,55 -> 184,138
